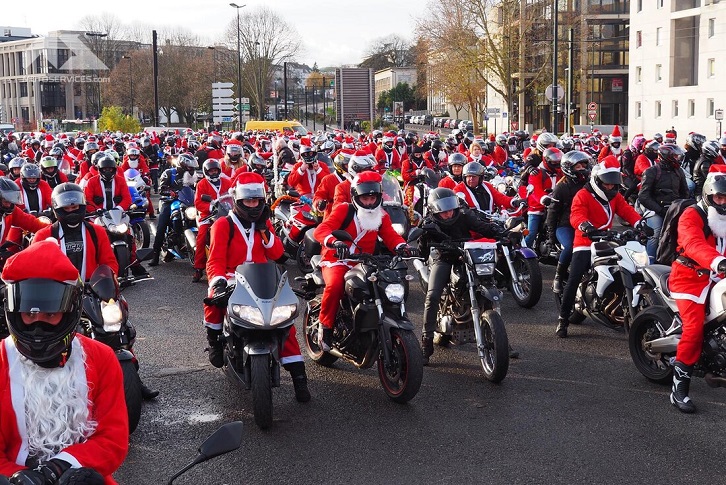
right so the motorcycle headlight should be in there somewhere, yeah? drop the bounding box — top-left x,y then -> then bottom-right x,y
475,263 -> 496,276
384,283 -> 405,303
101,299 -> 123,332
185,206 -> 198,220
627,248 -> 649,268
109,223 -> 128,234
271,304 -> 297,325
231,304 -> 264,325
392,223 -> 405,236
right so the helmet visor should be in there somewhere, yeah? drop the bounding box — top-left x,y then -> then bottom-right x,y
598,170 -> 622,185
53,190 -> 86,209
353,181 -> 381,196
430,195 -> 460,213
6,280 -> 80,313
234,182 -> 266,200
0,186 -> 22,206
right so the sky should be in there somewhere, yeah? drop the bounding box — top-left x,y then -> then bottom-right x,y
3,0 -> 420,68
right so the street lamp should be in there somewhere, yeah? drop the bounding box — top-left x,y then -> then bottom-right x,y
121,55 -> 133,117
255,41 -> 262,119
230,3 -> 246,131
85,31 -> 107,118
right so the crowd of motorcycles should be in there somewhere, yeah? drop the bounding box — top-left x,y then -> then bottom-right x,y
2,126 -> 726,433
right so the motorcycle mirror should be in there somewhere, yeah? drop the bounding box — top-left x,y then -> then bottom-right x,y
167,421 -> 243,485
541,196 -> 552,207
331,230 -> 354,242
287,189 -> 300,198
407,227 -> 424,243
201,194 -> 213,202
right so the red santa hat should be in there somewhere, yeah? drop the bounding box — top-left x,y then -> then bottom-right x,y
226,139 -> 242,146
354,148 -> 371,157
2,239 -> 80,285
709,163 -> 726,174
609,125 -> 622,143
300,137 -> 312,147
233,172 -> 266,199
597,155 -> 621,176
353,170 -> 382,186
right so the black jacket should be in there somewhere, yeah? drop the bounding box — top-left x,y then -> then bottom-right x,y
637,163 -> 689,216
693,155 -> 719,196
545,177 -> 585,237
419,209 -> 502,263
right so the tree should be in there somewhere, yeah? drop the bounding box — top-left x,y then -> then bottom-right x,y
98,106 -> 141,133
360,35 -> 414,71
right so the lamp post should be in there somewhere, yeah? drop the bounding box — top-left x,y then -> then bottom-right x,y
322,76 -> 327,132
230,3 -> 246,130
152,30 -> 160,126
255,41 -> 262,119
121,55 -> 133,117
85,31 -> 107,118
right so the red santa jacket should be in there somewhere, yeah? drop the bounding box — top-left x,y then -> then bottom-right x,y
569,186 -> 641,250
206,215 -> 283,286
518,166 -> 562,215
119,157 -> 150,176
423,151 -> 446,171
313,172 -> 345,219
333,179 -> 352,207
2,206 -> 50,247
84,175 -> 132,212
78,159 -> 93,179
195,177 -> 233,221
669,206 -> 725,303
492,145 -> 507,166
286,161 -> 330,197
314,203 -> 405,264
0,336 -> 128,483
33,222 -> 118,281
438,175 -> 460,190
374,149 -> 403,172
634,154 -> 655,181
15,179 -> 52,213
597,146 -> 621,162
454,181 -> 514,212
402,158 -> 433,185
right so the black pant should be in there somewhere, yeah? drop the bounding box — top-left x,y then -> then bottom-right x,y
558,250 -> 591,320
423,254 -> 452,336
152,202 -> 172,252
149,168 -> 160,192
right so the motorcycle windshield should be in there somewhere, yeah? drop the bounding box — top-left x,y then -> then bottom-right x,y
381,173 -> 403,206
217,195 -> 235,217
88,265 -> 119,301
234,262 -> 280,300
177,186 -> 195,206
421,168 -> 441,188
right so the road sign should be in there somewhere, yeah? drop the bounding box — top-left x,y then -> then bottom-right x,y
502,112 -> 508,119
212,88 -> 234,98
716,109 -> 724,121
545,84 -> 565,102
212,82 -> 236,119
486,107 -> 501,118
587,102 -> 598,111
212,82 -> 233,89
588,112 -> 597,122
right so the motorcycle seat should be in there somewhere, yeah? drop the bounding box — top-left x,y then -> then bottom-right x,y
304,230 -> 322,259
593,241 -> 617,257
642,264 -> 672,298
592,256 -> 615,267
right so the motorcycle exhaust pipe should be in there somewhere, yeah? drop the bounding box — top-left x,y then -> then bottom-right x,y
645,335 -> 679,353
184,228 -> 197,250
413,259 -> 429,285
704,373 -> 726,388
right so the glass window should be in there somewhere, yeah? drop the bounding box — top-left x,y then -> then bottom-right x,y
673,100 -> 679,117
637,0 -> 642,11
657,0 -> 664,8
656,27 -> 662,46
708,98 -> 715,117
656,64 -> 662,82
636,66 -> 642,83
709,18 -> 715,38
708,58 -> 716,78
655,100 -> 662,118
688,99 -> 695,117
635,101 -> 642,118
636,31 -> 642,48
672,16 -> 699,87
19,83 -> 27,97
674,0 -> 698,11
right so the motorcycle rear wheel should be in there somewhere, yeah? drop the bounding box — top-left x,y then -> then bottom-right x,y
479,310 -> 509,383
250,354 -> 273,429
302,301 -> 338,366
120,360 -> 142,434
377,329 -> 423,403
132,221 -> 151,249
628,306 -> 673,384
508,254 -> 542,308
295,241 -> 313,274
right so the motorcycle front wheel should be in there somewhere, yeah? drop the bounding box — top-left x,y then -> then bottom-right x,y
132,221 -> 151,249
479,310 -> 509,383
377,329 -> 423,403
120,360 -> 142,434
250,354 -> 273,429
628,306 -> 674,384
302,301 -> 338,366
508,254 -> 542,308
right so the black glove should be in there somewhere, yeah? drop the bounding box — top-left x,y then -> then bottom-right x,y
212,279 -> 228,299
511,198 -> 527,208
112,195 -> 122,204
57,468 -> 104,485
10,460 -> 67,485
635,219 -> 655,237
578,221 -> 598,237
333,240 -> 349,260
92,196 -> 103,205
396,245 -> 419,258
316,200 -> 327,212
256,205 -> 271,226
718,260 -> 726,274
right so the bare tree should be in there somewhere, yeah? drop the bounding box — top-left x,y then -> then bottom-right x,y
359,34 -> 414,71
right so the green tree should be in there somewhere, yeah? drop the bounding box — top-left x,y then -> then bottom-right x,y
98,106 -> 141,133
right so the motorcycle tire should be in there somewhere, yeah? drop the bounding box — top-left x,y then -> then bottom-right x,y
302,301 -> 338,367
132,221 -> 151,249
120,360 -> 142,434
114,245 -> 131,279
628,306 -> 674,385
250,354 -> 273,430
478,310 -> 510,383
295,241 -> 313,274
377,329 -> 423,403
508,254 -> 542,308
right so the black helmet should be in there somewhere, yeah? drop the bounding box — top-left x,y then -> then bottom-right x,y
203,159 -> 222,183
658,144 -> 685,169
232,174 -> 267,222
561,151 -> 591,183
20,163 -> 41,190
431,139 -> 444,156
333,150 -> 352,175
51,183 -> 87,226
703,172 -> 726,214
177,153 -> 199,173
90,150 -> 108,167
96,154 -> 117,182
427,187 -> 461,226
350,172 -> 383,211
685,132 -> 706,155
248,153 -> 268,173
643,140 -> 660,161
542,147 -> 563,172
462,161 -> 485,178
448,152 -> 467,168
0,177 -> 22,214
702,140 -> 720,160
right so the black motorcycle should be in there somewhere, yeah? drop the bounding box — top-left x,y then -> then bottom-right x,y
159,186 -> 198,265
299,230 -> 424,403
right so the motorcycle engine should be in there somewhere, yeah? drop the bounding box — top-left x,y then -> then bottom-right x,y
703,331 -> 726,374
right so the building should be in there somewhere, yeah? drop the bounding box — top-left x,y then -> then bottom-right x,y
335,68 -> 374,129
628,0 -> 726,139
374,67 -> 417,108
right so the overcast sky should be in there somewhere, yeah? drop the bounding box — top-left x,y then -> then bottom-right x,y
4,0 -> 419,67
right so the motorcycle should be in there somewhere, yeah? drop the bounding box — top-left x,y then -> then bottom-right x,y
629,266 -> 726,390
93,208 -> 136,286
407,167 -> 440,222
382,171 -> 415,237
159,186 -> 198,265
562,229 -> 651,332
272,193 -> 322,264
205,262 -> 299,430
78,264 -> 145,433
412,234 -> 510,382
125,169 -> 152,248
299,230 -> 424,403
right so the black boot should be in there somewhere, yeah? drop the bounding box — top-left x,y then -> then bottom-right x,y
139,381 -> 159,400
192,268 -> 203,283
284,361 -> 311,403
148,250 -> 160,267
553,263 -> 567,294
555,317 -> 568,338
422,335 -> 434,366
130,263 -> 150,279
206,327 -> 224,368
670,361 -> 696,413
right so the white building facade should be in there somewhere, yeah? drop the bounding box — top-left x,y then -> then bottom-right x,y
629,0 -> 726,139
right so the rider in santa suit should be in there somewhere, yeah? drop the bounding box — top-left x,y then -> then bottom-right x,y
401,145 -> 433,186
454,161 -> 523,213
374,132 -> 403,173
332,152 -> 376,208
668,173 -> 726,413
204,172 -> 310,403
0,239 -> 128,484
597,125 -> 623,162
15,164 -> 52,214
313,149 -> 353,219
313,171 -> 416,350
286,142 -> 329,198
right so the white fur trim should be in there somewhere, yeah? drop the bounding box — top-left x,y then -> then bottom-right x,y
262,231 -> 275,249
5,339 -> 29,467
209,276 -> 227,288
280,355 -> 304,364
670,285 -> 711,304
53,451 -> 82,469
297,166 -> 305,176
323,234 -> 335,247
711,256 -> 726,273
204,321 -> 223,330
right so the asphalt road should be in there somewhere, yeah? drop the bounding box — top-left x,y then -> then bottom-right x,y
114,230 -> 726,484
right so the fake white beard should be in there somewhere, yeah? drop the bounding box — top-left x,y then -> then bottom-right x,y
357,206 -> 384,231
707,206 -> 726,239
128,160 -> 139,169
19,343 -> 97,462
182,171 -> 196,187
611,146 -> 622,156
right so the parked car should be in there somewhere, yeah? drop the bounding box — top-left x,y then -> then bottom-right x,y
404,115 -> 412,123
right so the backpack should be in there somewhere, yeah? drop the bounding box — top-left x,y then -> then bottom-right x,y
655,199 -> 709,265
